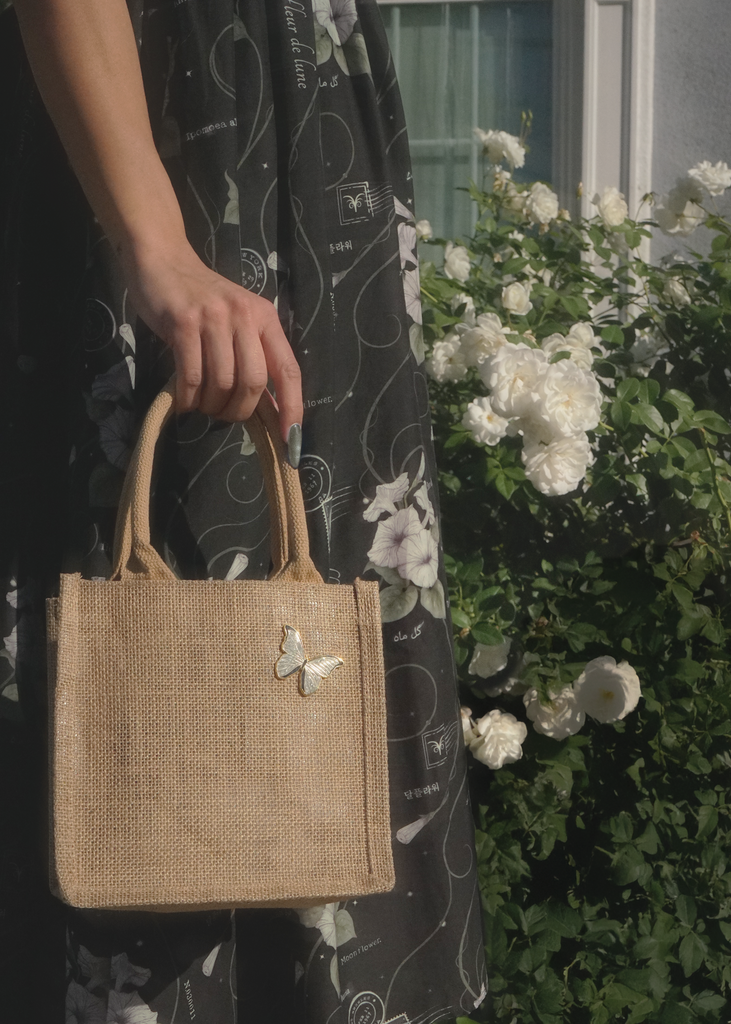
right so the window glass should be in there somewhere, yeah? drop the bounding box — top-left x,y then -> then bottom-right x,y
380,2 -> 553,240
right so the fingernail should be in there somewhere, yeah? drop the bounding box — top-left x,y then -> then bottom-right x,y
287,423 -> 302,469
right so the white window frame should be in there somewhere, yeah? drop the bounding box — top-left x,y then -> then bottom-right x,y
379,0 -> 656,250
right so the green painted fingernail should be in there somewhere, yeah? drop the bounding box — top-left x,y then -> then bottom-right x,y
287,423 -> 302,469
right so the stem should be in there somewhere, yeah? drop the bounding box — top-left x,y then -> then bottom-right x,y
698,427 -> 731,546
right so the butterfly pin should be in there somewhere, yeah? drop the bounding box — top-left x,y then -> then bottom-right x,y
274,625 -> 344,697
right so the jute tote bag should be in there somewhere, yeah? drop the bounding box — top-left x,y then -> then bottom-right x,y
46,380 -> 394,911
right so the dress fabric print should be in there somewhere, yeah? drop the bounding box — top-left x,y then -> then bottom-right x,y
0,1 -> 487,1021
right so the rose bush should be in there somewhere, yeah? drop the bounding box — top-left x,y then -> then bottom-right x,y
416,139 -> 731,1023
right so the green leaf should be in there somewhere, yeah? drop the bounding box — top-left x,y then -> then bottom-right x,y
450,608 -> 471,630
494,472 -> 518,500
694,409 -> 731,433
601,324 -> 625,346
471,622 -> 504,645
444,430 -> 468,449
693,992 -> 727,1013
617,378 -> 641,402
677,607 -> 712,640
638,378 -> 661,404
696,804 -> 719,839
664,389 -> 695,414
679,931 -> 707,977
612,844 -> 647,885
461,557 -> 484,582
611,400 -> 633,431
684,448 -> 709,474
676,894 -> 697,927
560,294 -> 590,319
633,402 -> 665,434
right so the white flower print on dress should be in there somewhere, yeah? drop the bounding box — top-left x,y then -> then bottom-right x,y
313,0 -> 358,45
413,482 -> 435,526
398,528 -> 439,588
363,472 -> 410,522
367,507 -> 422,568
394,198 -> 425,360
298,902 -> 356,949
402,266 -> 423,324
364,469 -> 444,621
107,990 -> 158,1023
66,981 -> 106,1024
312,0 -> 371,76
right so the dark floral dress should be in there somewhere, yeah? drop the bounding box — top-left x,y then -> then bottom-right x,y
0,2 -> 487,1021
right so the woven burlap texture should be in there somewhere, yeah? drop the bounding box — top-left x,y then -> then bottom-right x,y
48,381 -> 394,911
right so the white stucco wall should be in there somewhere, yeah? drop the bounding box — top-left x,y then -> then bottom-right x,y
651,0 -> 731,258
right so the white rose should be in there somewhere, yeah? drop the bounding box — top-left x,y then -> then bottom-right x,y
530,359 -> 603,439
480,342 -> 547,419
503,181 -> 526,214
444,242 -> 471,283
460,707 -> 477,745
655,177 -> 705,236
501,132 -> 527,170
462,397 -> 511,447
668,175 -> 704,209
501,282 -> 533,316
450,292 -> 476,325
493,168 -> 512,192
687,160 -> 731,196
592,185 -> 629,228
468,639 -> 511,678
524,182 -> 559,226
521,434 -> 594,496
426,334 -> 468,382
573,656 -> 641,723
473,128 -> 526,169
415,218 -> 433,240
629,328 -> 670,376
663,276 -> 692,306
460,312 -> 510,366
469,709 -> 527,769
655,200 -> 705,237
541,333 -> 594,372
523,686 -> 586,740
567,322 -> 598,348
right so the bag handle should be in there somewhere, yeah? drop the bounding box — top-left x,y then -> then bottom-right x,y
111,378 -> 323,584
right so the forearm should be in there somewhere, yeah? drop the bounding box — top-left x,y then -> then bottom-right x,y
14,0 -> 186,262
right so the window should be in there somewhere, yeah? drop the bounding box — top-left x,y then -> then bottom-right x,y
379,1 -> 553,240
378,0 -> 656,251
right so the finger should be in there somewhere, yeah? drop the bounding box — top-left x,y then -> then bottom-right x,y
198,316 -> 237,418
171,328 -> 203,414
216,326 -> 269,423
258,309 -> 303,461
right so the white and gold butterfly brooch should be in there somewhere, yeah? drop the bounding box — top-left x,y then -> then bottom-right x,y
274,625 -> 344,697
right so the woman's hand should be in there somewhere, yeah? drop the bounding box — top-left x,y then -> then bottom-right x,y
123,242 -> 303,446
14,0 -> 302,458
